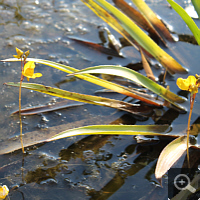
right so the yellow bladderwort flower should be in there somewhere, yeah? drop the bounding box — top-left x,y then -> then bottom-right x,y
176,75 -> 199,168
177,75 -> 198,94
22,61 -> 42,81
13,47 -> 24,59
0,185 -> 9,199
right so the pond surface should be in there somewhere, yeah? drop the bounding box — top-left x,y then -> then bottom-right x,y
1,0 -> 200,199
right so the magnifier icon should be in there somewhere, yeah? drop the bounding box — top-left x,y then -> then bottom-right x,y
174,174 -> 196,193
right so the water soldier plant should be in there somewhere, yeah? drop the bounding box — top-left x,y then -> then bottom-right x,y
2,0 -> 200,189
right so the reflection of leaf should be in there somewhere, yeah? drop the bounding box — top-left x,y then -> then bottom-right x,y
69,65 -> 186,110
155,136 -> 189,181
70,37 -> 123,57
0,113 -> 119,154
6,82 -> 154,116
12,100 -> 84,115
189,117 -> 200,135
59,135 -> 112,160
88,139 -> 170,200
178,34 -> 198,45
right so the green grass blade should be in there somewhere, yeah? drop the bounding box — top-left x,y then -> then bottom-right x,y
167,0 -> 200,45
2,58 -> 162,106
81,0 -> 187,74
69,65 -> 186,110
5,82 -> 153,115
192,0 -> 200,19
48,124 -> 170,141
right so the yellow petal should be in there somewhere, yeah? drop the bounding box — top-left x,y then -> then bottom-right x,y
13,47 -> 23,59
187,75 -> 197,85
25,50 -> 30,57
177,78 -> 190,90
24,61 -> 35,72
177,75 -> 198,94
13,55 -> 20,59
34,73 -> 42,78
0,185 -> 9,199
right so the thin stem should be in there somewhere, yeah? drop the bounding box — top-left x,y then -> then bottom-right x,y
186,93 -> 196,168
19,59 -> 24,153
162,69 -> 167,84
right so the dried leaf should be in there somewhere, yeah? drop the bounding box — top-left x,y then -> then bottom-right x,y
113,0 -> 167,45
140,48 -> 156,82
155,136 -> 190,182
70,37 -> 123,57
132,0 -> 174,42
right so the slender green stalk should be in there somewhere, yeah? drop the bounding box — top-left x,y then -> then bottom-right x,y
19,59 -> 24,153
186,93 -> 196,167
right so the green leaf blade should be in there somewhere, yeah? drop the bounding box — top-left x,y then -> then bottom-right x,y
167,0 -> 200,45
2,58 -> 163,106
69,65 -> 186,110
48,124 -> 170,141
81,0 -> 187,74
5,82 -> 154,115
192,0 -> 200,19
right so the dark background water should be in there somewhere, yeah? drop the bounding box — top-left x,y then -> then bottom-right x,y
1,0 -> 200,199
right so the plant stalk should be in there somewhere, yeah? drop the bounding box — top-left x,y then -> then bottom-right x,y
19,59 -> 24,153
186,93 -> 196,167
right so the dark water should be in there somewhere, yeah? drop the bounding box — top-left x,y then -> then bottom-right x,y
1,0 -> 200,199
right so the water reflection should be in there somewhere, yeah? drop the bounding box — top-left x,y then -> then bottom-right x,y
2,131 -> 200,200
1,0 -> 200,199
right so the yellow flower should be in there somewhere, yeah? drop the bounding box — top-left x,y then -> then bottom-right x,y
25,50 -> 30,57
177,75 -> 198,94
13,47 -> 24,59
0,185 -> 9,199
22,61 -> 42,81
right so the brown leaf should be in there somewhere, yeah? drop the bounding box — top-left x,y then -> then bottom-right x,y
140,48 -> 156,82
132,0 -> 174,42
70,37 -> 123,57
113,0 -> 166,45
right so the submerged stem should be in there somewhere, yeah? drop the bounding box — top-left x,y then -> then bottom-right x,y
19,59 -> 24,153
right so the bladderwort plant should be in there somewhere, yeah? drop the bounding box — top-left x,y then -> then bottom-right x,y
12,48 -> 42,153
177,75 -> 200,167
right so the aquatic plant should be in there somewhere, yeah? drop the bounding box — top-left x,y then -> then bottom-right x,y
11,48 -> 42,153
2,0 -> 200,190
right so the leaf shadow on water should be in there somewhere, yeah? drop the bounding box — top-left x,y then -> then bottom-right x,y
1,131 -> 200,200
1,101 -> 200,200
